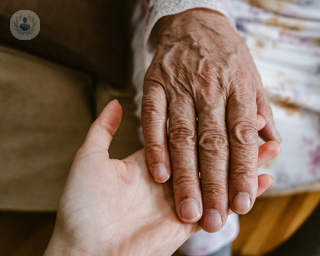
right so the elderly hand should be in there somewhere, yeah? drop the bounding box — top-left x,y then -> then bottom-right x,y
142,8 -> 281,232
44,101 -> 279,255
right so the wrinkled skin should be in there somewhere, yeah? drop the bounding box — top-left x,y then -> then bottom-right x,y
142,9 -> 282,232
44,101 -> 280,256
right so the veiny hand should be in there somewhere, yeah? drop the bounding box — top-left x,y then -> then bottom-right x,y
142,8 -> 282,232
44,101 -> 279,255
44,101 -> 200,256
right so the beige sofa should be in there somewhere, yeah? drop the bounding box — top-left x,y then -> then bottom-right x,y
0,0 -> 142,211
0,44 -> 142,211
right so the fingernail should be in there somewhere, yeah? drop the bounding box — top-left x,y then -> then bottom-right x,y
232,193 -> 252,214
180,199 -> 201,222
271,175 -> 275,184
275,128 -> 282,143
113,99 -> 119,103
151,164 -> 169,183
202,209 -> 222,233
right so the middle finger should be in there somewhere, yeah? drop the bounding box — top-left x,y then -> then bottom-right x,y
169,95 -> 202,223
196,88 -> 229,233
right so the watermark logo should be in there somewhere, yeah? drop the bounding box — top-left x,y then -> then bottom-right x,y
10,10 -> 40,40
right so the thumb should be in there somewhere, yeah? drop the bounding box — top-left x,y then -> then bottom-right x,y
84,100 -> 122,150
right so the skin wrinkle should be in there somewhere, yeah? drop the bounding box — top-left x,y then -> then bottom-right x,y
228,66 -> 255,90
160,30 -> 230,102
232,154 -> 257,169
233,123 -> 258,145
173,170 -> 200,190
161,43 -> 208,99
197,89 -> 227,113
141,8 -> 279,228
169,124 -> 196,145
181,32 -> 197,45
227,94 -> 257,120
141,100 -> 166,119
199,22 -> 222,38
169,130 -> 196,145
199,133 -> 229,152
229,167 -> 257,186
198,144 -> 228,170
169,73 -> 194,99
143,120 -> 165,130
146,70 -> 166,88
197,53 -> 210,83
161,59 -> 194,99
201,179 -> 228,200
146,144 -> 165,157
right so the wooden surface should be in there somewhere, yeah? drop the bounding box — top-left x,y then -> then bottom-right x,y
1,192 -> 320,256
232,191 -> 320,256
173,192 -> 320,256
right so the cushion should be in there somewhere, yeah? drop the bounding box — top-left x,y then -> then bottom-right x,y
0,45 -> 93,210
0,0 -> 137,89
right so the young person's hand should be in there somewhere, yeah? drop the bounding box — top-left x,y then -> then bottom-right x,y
45,100 -> 280,256
44,100 -> 200,256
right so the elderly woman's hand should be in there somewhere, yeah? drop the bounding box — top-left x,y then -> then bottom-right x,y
142,8 -> 281,232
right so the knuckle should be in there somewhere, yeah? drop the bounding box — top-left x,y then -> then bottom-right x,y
144,65 -> 163,85
199,132 -> 228,152
237,69 -> 251,81
94,119 -> 113,136
146,143 -> 165,156
230,167 -> 256,184
231,69 -> 251,85
232,122 -> 258,145
201,180 -> 227,200
174,171 -> 199,191
141,98 -> 166,122
230,70 -> 255,94
169,126 -> 196,144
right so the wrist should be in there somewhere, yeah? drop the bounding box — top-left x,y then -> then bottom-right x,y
44,233 -> 81,256
44,225 -> 101,256
150,8 -> 229,46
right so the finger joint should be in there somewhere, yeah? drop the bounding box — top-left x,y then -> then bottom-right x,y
232,122 -> 258,145
169,126 -> 196,145
199,132 -> 228,152
230,167 -> 256,185
201,180 -> 227,201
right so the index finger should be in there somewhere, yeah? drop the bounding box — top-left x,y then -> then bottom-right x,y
141,79 -> 171,183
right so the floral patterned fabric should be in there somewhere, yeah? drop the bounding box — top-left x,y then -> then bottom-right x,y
132,0 -> 320,255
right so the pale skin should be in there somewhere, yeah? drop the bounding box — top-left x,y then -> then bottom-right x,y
142,8 -> 282,232
44,101 -> 280,256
